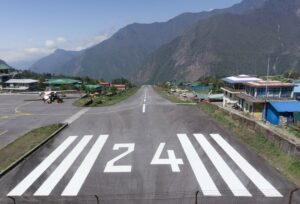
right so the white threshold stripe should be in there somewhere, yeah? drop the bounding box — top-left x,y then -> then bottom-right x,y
177,134 -> 221,196
210,134 -> 282,197
142,104 -> 146,113
62,135 -> 108,196
34,135 -> 92,196
194,134 -> 251,197
64,108 -> 89,124
7,136 -> 77,196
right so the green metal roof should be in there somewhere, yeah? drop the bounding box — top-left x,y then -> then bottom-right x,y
44,78 -> 82,85
0,63 -> 10,70
84,84 -> 102,91
196,94 -> 209,99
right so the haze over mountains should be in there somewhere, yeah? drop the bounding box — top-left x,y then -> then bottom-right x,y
31,49 -> 81,74
29,0 -> 300,83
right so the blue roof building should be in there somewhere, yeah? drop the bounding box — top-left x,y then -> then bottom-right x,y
264,101 -> 300,125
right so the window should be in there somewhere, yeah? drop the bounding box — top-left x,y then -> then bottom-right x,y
245,86 -> 250,95
257,88 -> 266,98
281,87 -> 293,98
268,87 -> 280,97
250,88 -> 255,96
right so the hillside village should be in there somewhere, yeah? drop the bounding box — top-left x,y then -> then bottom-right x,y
161,74 -> 300,129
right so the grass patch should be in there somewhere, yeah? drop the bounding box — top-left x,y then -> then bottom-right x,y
0,124 -> 60,173
73,96 -> 92,107
153,85 -> 193,103
286,125 -> 300,139
198,102 -> 300,187
74,86 -> 140,107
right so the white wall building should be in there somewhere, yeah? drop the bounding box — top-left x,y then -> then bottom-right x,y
221,75 -> 261,107
4,79 -> 39,91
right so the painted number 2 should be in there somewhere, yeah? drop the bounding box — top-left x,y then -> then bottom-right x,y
104,143 -> 135,172
151,143 -> 183,172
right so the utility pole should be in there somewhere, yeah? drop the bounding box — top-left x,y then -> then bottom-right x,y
264,56 -> 270,123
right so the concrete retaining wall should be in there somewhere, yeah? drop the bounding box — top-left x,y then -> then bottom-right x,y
216,106 -> 300,161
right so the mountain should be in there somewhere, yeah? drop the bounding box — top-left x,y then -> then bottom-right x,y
0,59 -> 12,70
31,0 -> 265,80
30,49 -> 81,73
10,59 -> 36,70
138,0 -> 300,83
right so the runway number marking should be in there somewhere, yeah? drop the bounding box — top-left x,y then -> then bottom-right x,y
104,143 -> 135,173
151,143 -> 183,172
8,133 -> 282,198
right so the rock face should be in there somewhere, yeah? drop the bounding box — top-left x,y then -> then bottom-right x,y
138,0 -> 300,83
30,0 -> 265,82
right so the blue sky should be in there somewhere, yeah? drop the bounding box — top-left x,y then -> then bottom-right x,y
0,0 -> 240,66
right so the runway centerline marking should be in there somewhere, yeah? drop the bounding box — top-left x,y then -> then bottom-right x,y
177,134 -> 221,196
62,135 -> 108,196
34,135 -> 92,196
7,136 -> 77,196
210,134 -> 282,197
142,103 -> 146,113
194,134 -> 251,197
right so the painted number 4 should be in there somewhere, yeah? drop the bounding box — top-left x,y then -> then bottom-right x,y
151,143 -> 183,172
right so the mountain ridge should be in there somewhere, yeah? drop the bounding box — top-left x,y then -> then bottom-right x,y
30,0 -> 266,81
138,0 -> 300,83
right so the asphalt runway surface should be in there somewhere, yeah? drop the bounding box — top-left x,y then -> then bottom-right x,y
0,86 -> 299,204
0,93 -> 81,149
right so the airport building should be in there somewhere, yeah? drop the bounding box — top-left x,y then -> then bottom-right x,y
221,75 -> 261,107
4,79 -> 39,91
236,80 -> 294,119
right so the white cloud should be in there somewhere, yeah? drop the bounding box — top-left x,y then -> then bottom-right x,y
57,37 -> 66,43
0,31 -> 114,65
45,37 -> 67,48
74,33 -> 110,51
45,40 -> 55,48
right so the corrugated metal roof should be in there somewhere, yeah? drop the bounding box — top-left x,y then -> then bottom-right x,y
269,101 -> 300,112
44,78 -> 82,85
209,94 -> 224,99
245,80 -> 294,87
84,84 -> 102,91
222,75 -> 261,84
0,64 -> 10,70
5,79 -> 38,84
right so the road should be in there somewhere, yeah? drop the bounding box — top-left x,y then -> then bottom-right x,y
0,94 -> 80,149
0,86 -> 298,204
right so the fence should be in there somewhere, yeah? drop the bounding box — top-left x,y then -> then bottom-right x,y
2,188 -> 299,204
